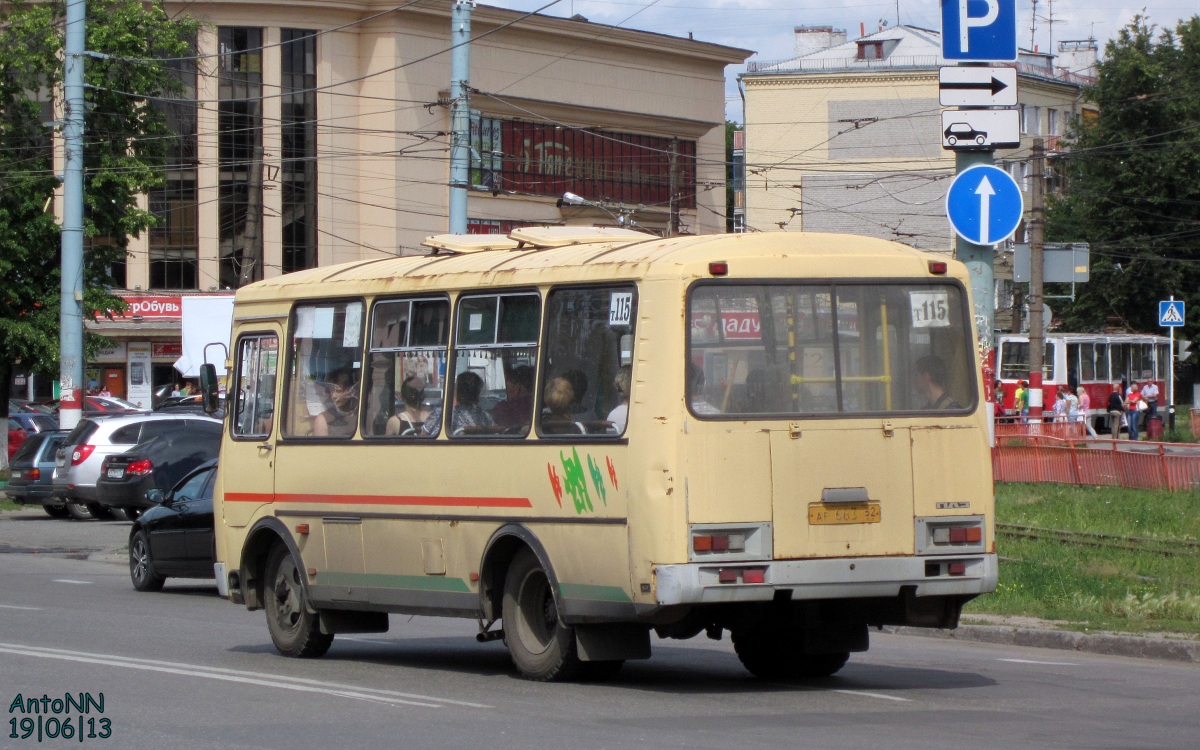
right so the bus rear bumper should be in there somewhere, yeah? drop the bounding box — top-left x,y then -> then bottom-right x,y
654,554 -> 998,605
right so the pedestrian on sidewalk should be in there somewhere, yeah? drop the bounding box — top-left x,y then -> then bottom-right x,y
1106,384 -> 1124,439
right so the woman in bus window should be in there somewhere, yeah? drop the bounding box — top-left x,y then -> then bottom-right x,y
313,369 -> 359,437
606,365 -> 632,433
385,376 -> 428,436
423,371 -> 493,436
542,376 -> 583,434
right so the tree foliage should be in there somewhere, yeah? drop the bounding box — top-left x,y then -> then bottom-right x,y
0,0 -> 197,414
1046,15 -> 1200,338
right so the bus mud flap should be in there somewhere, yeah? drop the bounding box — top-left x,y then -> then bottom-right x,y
575,624 -> 651,662
318,609 -> 390,635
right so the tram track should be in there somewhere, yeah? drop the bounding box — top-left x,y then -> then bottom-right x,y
996,523 -> 1200,557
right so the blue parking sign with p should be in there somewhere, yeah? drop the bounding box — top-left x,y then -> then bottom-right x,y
942,0 -> 1017,61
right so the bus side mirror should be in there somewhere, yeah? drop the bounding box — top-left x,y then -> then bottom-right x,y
199,364 -> 220,415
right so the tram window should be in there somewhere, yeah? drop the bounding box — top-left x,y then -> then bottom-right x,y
1135,344 -> 1154,380
283,300 -> 365,438
362,297 -> 449,437
540,285 -> 637,436
1158,344 -> 1171,380
999,341 -> 1053,381
1094,343 -> 1109,382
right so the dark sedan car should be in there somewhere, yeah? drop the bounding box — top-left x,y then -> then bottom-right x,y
96,425 -> 221,520
6,430 -> 71,517
129,459 -> 217,592
9,411 -> 59,435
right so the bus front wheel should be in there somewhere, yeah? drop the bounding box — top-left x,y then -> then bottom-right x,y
732,621 -> 849,679
265,544 -> 333,658
503,549 -> 583,681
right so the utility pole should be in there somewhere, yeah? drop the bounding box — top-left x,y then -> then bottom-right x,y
59,0 -> 87,430
447,0 -> 474,234
668,138 -> 680,236
1027,138 -> 1046,421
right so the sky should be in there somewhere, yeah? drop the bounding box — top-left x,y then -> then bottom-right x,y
485,0 -> 1198,121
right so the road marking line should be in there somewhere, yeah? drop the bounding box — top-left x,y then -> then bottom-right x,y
0,604 -> 42,611
52,579 -> 92,585
830,689 -> 911,702
0,643 -> 492,709
998,658 -> 1077,666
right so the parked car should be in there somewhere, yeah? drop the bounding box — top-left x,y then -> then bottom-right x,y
154,393 -> 224,418
53,413 -> 222,520
7,418 -> 28,460
5,430 -> 71,518
42,395 -> 145,416
9,411 -> 59,435
129,459 -> 217,592
96,425 -> 221,520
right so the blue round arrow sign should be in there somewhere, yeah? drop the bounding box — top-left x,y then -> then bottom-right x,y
946,164 -> 1024,245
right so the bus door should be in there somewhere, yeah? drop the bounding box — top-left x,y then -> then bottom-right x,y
221,329 -> 281,528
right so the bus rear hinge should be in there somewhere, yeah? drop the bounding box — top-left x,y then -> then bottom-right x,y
882,421 -> 894,438
789,422 -> 802,439
476,618 -> 504,643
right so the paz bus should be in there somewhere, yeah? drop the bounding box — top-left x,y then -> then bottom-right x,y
995,333 -> 1170,424
203,226 -> 997,681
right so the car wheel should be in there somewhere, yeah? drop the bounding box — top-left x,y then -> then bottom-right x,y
129,530 -> 166,592
43,505 -> 71,519
87,503 -> 115,520
265,544 -> 333,658
65,502 -> 93,520
947,135 -> 958,146
503,548 -> 583,681
975,134 -> 986,145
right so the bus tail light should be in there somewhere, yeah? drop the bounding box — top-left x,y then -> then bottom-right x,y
71,445 -> 95,466
741,568 -> 766,584
916,516 -> 986,555
714,566 -> 768,584
947,562 -> 967,576
708,261 -> 729,276
928,260 -> 948,274
689,523 -> 771,562
693,533 -> 745,553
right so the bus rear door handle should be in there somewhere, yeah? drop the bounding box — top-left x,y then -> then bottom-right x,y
258,443 -> 273,453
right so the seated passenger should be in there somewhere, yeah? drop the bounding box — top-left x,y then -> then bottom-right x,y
606,365 -> 632,433
312,368 -> 359,437
492,364 -> 534,428
385,376 -> 428,436
915,355 -> 962,410
423,371 -> 494,436
542,376 -> 584,434
563,369 -> 591,418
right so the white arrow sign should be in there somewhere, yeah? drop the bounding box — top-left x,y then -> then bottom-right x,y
976,176 -> 995,244
939,66 -> 1018,106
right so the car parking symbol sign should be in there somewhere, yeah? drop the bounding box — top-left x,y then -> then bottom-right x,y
942,0 -> 1017,61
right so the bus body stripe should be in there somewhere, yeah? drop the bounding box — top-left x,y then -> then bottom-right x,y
223,492 -> 531,508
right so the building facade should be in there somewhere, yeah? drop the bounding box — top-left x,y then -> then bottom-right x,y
38,0 -> 748,404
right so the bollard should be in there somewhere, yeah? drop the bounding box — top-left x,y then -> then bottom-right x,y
1169,404 -> 1176,431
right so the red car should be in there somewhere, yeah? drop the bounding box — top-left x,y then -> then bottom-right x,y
7,418 -> 29,460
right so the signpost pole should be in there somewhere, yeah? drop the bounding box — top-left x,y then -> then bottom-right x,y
1170,295 -> 1176,407
954,150 -> 996,351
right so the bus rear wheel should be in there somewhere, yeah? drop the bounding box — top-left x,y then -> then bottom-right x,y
503,549 -> 583,681
732,621 -> 850,680
265,544 -> 333,658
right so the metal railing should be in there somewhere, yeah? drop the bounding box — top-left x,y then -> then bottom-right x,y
993,435 -> 1200,491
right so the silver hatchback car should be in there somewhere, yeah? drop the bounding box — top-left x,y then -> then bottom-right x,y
54,413 -> 222,520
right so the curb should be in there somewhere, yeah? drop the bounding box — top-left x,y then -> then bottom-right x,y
887,623 -> 1200,664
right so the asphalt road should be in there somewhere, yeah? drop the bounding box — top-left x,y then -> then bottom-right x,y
1,508 -> 1198,750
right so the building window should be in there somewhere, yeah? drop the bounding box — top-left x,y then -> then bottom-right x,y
470,115 -> 696,208
149,39 -> 199,290
856,41 -> 884,60
218,27 -> 264,289
281,29 -> 317,274
1022,105 -> 1041,135
1047,108 -> 1060,135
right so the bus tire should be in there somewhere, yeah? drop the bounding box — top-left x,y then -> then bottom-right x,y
503,548 -> 582,681
265,544 -> 333,658
732,622 -> 849,680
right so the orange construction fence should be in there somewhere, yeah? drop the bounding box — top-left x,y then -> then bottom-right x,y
993,435 -> 1200,491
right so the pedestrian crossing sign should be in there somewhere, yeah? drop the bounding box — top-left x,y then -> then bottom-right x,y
1159,300 -> 1185,327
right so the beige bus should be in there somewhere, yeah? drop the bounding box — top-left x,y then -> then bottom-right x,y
206,226 -> 996,681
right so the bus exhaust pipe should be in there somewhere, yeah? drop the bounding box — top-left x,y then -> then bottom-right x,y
476,629 -> 505,643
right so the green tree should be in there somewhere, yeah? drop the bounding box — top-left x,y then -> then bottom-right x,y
0,0 -> 197,455
1047,15 -> 1200,337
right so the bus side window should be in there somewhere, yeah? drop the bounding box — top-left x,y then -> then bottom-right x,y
232,334 -> 278,439
362,297 -> 450,438
283,300 -> 365,439
539,285 -> 637,437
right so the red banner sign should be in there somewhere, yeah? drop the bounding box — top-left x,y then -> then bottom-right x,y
116,295 -> 183,319
152,342 -> 182,358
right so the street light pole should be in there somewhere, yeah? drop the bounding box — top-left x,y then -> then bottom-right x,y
447,0 -> 474,234
59,0 -> 87,430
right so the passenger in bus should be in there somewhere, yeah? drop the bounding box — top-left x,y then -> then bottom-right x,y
312,368 -> 359,437
915,355 -> 961,410
492,365 -> 535,428
542,376 -> 585,434
606,365 -> 632,433
422,371 -> 494,436
563,369 -> 591,418
687,363 -> 720,415
385,376 -> 428,436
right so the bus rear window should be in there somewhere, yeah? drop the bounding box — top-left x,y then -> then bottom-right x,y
687,282 -> 977,417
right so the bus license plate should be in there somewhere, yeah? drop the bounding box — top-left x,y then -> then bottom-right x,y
107,468 -> 124,480
808,503 -> 881,525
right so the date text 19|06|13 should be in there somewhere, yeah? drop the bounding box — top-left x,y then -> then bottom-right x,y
8,693 -> 111,742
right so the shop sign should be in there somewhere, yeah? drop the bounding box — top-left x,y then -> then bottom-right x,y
95,342 -> 128,361
152,342 -> 182,358
115,294 -> 183,319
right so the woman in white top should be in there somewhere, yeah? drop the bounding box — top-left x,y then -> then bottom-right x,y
607,365 -> 632,434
